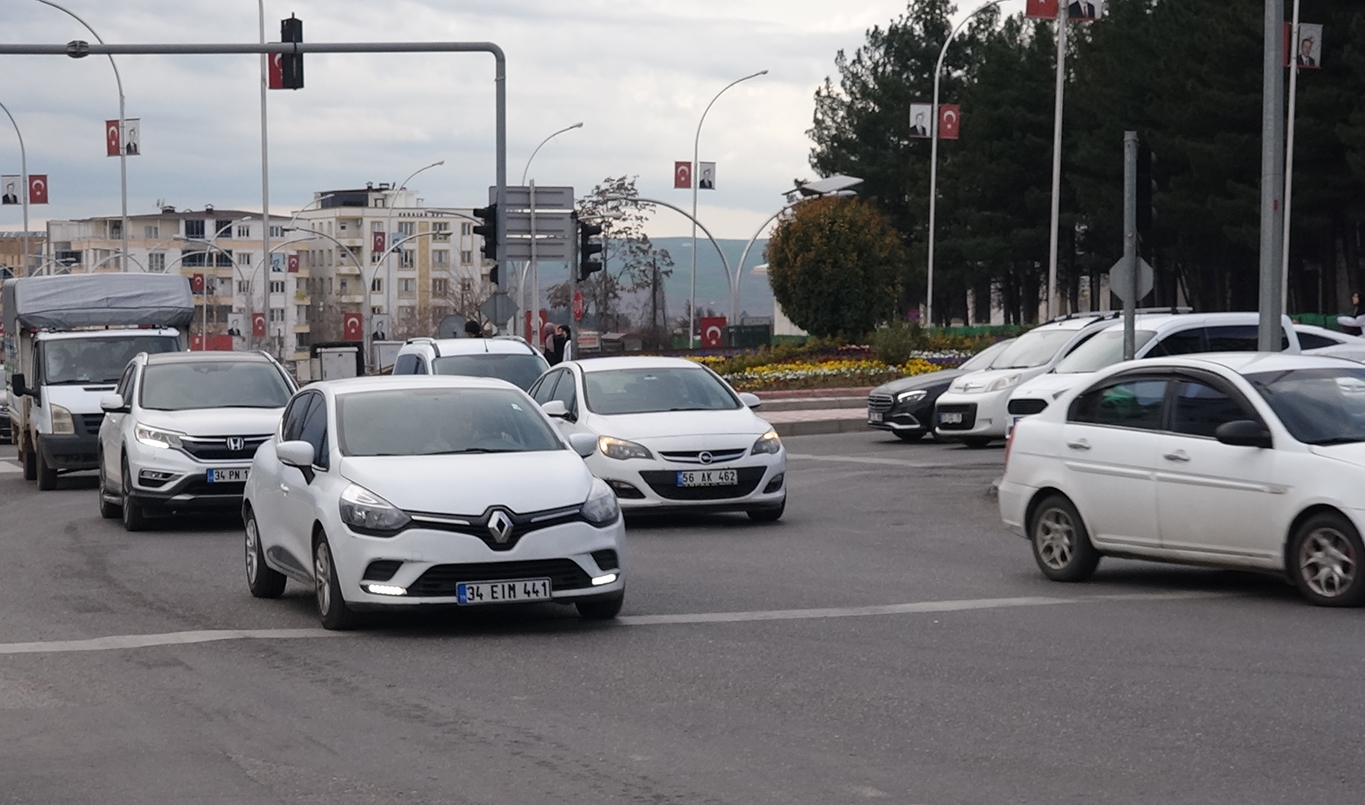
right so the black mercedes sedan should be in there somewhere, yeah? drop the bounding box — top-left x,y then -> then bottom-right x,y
866,338 -> 1013,441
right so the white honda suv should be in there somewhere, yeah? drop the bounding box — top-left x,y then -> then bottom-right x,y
97,351 -> 296,531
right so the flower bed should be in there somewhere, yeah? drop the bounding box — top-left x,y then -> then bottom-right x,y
700,356 -> 950,392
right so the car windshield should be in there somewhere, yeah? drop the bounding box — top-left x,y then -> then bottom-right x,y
41,335 -> 179,385
337,387 -> 562,456
584,367 -> 739,415
1053,329 -> 1157,373
430,353 -> 549,391
987,329 -> 1081,370
1247,367 -> 1365,445
958,338 -> 1015,372
140,362 -> 293,411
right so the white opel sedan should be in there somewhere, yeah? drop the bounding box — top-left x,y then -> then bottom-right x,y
999,353 -> 1365,606
529,357 -> 787,521
242,375 -> 625,629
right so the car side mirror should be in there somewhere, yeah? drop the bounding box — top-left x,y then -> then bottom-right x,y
567,432 -> 597,458
10,373 -> 28,398
738,392 -> 761,409
277,440 -> 315,468
1214,419 -> 1273,449
541,400 -> 568,418
100,393 -> 127,413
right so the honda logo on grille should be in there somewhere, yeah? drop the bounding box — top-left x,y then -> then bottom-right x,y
698,451 -> 713,465
226,437 -> 245,452
487,509 -> 514,544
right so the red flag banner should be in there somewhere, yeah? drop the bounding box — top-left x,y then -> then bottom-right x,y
939,105 -> 961,140
700,316 -> 726,348
674,161 -> 692,190
1026,0 -> 1058,18
342,312 -> 364,342
372,231 -> 386,254
252,313 -> 267,338
190,273 -> 205,293
268,51 -> 284,89
27,175 -> 48,205
105,119 -> 121,157
287,253 -> 300,273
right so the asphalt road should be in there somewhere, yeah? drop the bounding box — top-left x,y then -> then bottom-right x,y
1,432 -> 1361,804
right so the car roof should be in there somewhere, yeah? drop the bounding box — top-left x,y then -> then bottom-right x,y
309,374 -> 521,396
144,351 -> 273,365
1082,310 -> 1270,335
564,356 -> 710,373
1114,351 -> 1362,376
398,337 -> 536,357
1030,313 -> 1113,332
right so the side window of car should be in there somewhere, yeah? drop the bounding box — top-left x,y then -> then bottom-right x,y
280,393 -> 312,441
297,394 -> 329,470
414,357 -> 429,375
115,363 -> 136,400
393,354 -> 419,375
1205,325 -> 1260,352
530,371 -> 560,404
1146,328 -> 1205,357
1170,379 -> 1256,439
551,369 -> 577,415
1296,331 -> 1339,350
1069,378 -> 1168,430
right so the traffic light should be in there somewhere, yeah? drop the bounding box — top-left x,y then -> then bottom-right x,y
578,221 -> 603,282
472,204 -> 497,262
281,15 -> 304,90
489,265 -> 499,286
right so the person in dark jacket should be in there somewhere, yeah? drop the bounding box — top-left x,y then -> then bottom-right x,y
1337,293 -> 1365,335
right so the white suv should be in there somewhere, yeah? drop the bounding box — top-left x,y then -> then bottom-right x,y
391,336 -> 549,391
96,351 -> 296,531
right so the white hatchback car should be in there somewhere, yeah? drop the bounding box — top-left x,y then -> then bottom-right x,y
999,352 -> 1365,606
391,335 -> 549,391
529,356 -> 787,521
97,351 -> 296,531
242,375 -> 625,629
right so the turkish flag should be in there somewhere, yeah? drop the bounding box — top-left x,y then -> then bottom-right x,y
938,105 -> 961,140
1026,0 -> 1058,18
268,51 -> 284,89
105,119 -> 121,157
27,175 -> 48,204
252,313 -> 267,337
287,253 -> 299,273
674,161 -> 692,190
190,273 -> 205,293
342,312 -> 364,342
700,316 -> 726,348
372,231 -> 386,254
572,291 -> 584,321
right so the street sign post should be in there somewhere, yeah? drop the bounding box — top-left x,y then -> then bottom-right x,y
1109,256 -> 1153,305
480,291 -> 518,327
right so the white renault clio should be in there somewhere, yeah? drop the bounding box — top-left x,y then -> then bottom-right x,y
242,375 -> 624,629
529,357 -> 786,521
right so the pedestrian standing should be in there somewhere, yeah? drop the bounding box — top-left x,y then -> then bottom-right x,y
1337,293 -> 1365,335
465,320 -> 484,338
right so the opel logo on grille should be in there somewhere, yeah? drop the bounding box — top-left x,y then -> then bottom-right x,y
226,437 -> 245,452
698,451 -> 714,465
487,509 -> 515,544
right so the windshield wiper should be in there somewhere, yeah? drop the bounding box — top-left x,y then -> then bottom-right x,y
429,447 -> 521,454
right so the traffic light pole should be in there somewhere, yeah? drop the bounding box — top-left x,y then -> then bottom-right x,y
0,38 -> 509,293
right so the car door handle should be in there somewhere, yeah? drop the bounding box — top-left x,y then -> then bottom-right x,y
1066,439 -> 1091,451
1163,451 -> 1190,462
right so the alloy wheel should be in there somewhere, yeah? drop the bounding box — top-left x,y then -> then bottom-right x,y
1036,508 -> 1075,570
315,542 -> 332,616
1299,526 -> 1357,599
245,519 -> 259,584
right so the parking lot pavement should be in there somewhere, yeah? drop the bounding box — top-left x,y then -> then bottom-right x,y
1,435 -> 1362,804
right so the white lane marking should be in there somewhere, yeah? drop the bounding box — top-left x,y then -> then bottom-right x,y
0,628 -> 342,655
787,452 -> 999,469
0,461 -> 22,475
0,592 -> 1228,654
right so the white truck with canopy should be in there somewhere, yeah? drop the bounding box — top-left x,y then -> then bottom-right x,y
4,274 -> 194,489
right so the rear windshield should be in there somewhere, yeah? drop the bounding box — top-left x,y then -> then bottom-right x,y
1054,330 -> 1157,373
140,362 -> 293,410
431,353 -> 549,391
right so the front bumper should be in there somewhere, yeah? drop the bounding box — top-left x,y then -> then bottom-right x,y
934,391 -> 1011,438
39,433 -> 99,471
126,443 -> 252,511
866,400 -> 934,433
587,452 -> 787,513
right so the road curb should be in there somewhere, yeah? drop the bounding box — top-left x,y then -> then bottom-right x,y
773,418 -> 871,437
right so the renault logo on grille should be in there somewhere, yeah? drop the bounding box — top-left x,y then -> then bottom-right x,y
698,451 -> 714,465
487,509 -> 515,544
226,437 -> 245,452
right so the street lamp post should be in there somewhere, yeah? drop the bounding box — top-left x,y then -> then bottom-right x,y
0,100 -> 31,275
36,0 -> 129,269
690,70 -> 767,347
520,122 -> 582,342
380,160 -> 444,342
176,216 -> 253,349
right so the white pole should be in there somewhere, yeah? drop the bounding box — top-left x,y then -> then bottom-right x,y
0,102 -> 29,275
1046,3 -> 1068,320
259,0 -> 270,353
1280,0 -> 1302,316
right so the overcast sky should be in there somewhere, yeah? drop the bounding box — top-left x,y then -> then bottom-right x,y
0,1 -> 1023,240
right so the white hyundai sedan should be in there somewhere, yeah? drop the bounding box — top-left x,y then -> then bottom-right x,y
999,352 -> 1365,606
528,357 -> 787,521
242,375 -> 625,629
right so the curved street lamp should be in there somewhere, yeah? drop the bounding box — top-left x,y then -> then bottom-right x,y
0,100 -> 32,274
520,122 -> 583,338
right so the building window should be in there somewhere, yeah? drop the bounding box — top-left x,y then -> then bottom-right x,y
460,278 -> 472,294
461,222 -> 472,236
432,306 -> 450,322
237,251 -> 252,266
269,308 -> 285,323
296,332 -> 311,350
397,221 -> 415,237
268,225 -> 283,238
400,250 -> 415,269
432,278 -> 448,295
144,225 -> 159,239
109,221 -> 123,239
215,220 -> 234,239
296,277 -> 307,292
371,250 -> 383,264
371,305 -> 384,315
235,224 -> 251,238
339,279 -> 350,295
460,250 -> 473,264
372,221 -> 383,232
370,278 -> 382,293
399,305 -> 416,322
182,251 -> 207,267
185,220 -> 206,239
297,305 -> 309,321
433,250 -> 449,266
238,280 -> 250,294
270,280 -> 286,294
373,196 -> 386,208
433,222 -> 450,241
398,278 -> 416,296
147,252 -> 166,273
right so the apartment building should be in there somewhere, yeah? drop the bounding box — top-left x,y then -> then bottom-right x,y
0,231 -> 45,277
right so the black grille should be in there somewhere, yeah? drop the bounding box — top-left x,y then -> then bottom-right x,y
363,560 -> 402,582
409,559 -> 591,596
607,480 -> 646,499
1007,398 -> 1049,416
658,449 -> 747,464
591,549 -> 619,571
935,403 -> 977,431
179,479 -> 247,496
638,466 -> 766,500
867,393 -> 894,413
77,413 -> 104,436
406,505 -> 585,551
180,436 -> 270,461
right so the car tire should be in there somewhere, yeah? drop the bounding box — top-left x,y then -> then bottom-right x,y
314,533 -> 358,630
1029,494 -> 1100,582
244,509 -> 287,599
895,431 -> 925,443
21,448 -> 36,481
120,456 -> 148,532
1289,511 -> 1365,607
97,455 -> 121,519
576,592 -> 624,620
35,447 -> 58,490
962,437 -> 994,449
747,497 -> 786,523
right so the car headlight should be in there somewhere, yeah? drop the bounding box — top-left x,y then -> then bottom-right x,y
50,404 -> 76,435
338,483 -> 411,535
581,478 -> 621,525
896,389 -> 927,404
751,428 -> 782,455
985,373 -> 1023,393
134,422 -> 184,449
598,435 -> 653,461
